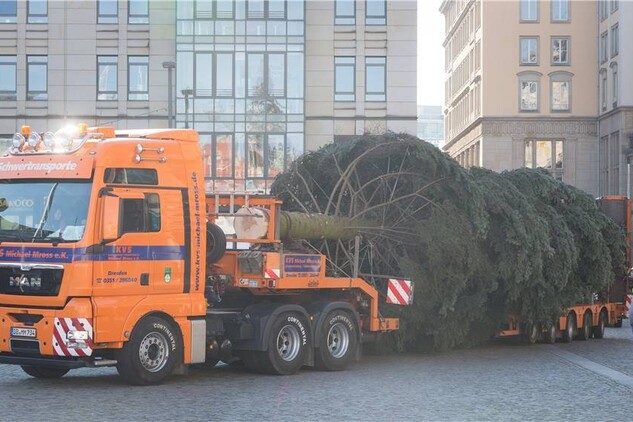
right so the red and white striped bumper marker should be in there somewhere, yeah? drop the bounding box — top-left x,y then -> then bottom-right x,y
386,278 -> 414,305
53,317 -> 93,357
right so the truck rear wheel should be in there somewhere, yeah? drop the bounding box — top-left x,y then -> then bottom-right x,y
522,323 -> 539,345
562,314 -> 575,343
592,311 -> 606,339
116,316 -> 181,385
577,312 -> 591,341
21,365 -> 69,379
542,323 -> 556,344
315,310 -> 358,371
249,312 -> 309,375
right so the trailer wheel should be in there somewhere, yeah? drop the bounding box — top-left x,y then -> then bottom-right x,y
116,316 -> 181,385
562,314 -> 575,343
206,223 -> 227,264
257,312 -> 309,375
592,311 -> 607,339
522,323 -> 539,345
21,366 -> 69,379
315,310 -> 358,371
542,323 -> 556,344
577,312 -> 591,341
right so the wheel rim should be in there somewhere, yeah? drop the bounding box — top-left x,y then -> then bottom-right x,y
138,331 -> 170,372
276,324 -> 301,362
327,322 -> 350,359
567,317 -> 574,338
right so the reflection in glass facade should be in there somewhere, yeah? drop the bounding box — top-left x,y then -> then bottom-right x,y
176,0 -> 305,193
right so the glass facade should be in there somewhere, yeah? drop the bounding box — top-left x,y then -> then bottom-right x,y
176,0 -> 305,192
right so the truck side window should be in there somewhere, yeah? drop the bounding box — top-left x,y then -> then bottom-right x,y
120,194 -> 160,234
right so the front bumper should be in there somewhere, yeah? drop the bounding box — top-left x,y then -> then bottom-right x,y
0,353 -> 85,369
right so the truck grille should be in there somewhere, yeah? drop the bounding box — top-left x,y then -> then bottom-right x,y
0,268 -> 63,296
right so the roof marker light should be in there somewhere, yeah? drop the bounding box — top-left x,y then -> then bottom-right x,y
27,132 -> 41,148
42,132 -> 55,148
12,133 -> 25,149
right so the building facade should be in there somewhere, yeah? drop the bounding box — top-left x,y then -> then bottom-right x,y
441,0 -> 599,195
0,0 -> 417,192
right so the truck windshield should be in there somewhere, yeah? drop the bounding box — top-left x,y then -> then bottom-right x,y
0,181 -> 92,243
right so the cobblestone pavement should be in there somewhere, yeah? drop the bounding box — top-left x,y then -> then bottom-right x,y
2,326 -> 633,422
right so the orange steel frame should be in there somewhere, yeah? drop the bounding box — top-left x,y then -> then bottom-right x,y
207,194 -> 399,332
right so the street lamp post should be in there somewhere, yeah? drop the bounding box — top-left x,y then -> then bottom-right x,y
161,61 -> 176,128
182,89 -> 193,129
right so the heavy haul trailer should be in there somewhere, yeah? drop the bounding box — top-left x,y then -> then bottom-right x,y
0,125 -> 404,385
497,196 -> 631,344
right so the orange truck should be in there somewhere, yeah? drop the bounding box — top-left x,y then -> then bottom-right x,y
497,195 -> 632,344
0,125 -> 409,385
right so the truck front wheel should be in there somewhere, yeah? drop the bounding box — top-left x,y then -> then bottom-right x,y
21,365 -> 69,379
315,310 -> 358,371
116,316 -> 181,385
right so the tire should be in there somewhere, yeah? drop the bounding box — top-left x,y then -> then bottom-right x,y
542,323 -> 556,344
315,310 -> 358,371
577,312 -> 591,341
522,323 -> 539,345
562,314 -> 575,343
21,365 -> 69,379
206,223 -> 227,264
255,312 -> 309,375
593,311 -> 606,339
116,316 -> 181,385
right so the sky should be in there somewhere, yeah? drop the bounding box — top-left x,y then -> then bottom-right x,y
417,0 -> 445,106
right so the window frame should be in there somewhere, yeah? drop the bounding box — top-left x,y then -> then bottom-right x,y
128,0 -> 149,24
551,37 -> 570,65
366,0 -> 386,25
27,0 -> 48,24
520,36 -> 539,66
520,0 -> 538,22
27,55 -> 48,101
524,139 -> 564,181
335,0 -> 355,25
610,24 -> 619,58
97,55 -> 118,101
97,0 -> 118,24
600,31 -> 608,64
0,55 -> 17,100
0,0 -> 17,23
246,0 -> 285,20
518,71 -> 541,112
600,69 -> 607,111
549,71 -> 572,112
127,55 -> 149,101
365,56 -> 386,102
551,0 -> 569,22
335,56 -> 356,102
610,62 -> 618,107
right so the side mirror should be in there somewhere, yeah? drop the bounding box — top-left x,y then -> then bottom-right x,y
102,195 -> 121,243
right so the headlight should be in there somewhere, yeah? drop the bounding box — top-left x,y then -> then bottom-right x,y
56,133 -> 73,148
42,132 -> 55,147
12,133 -> 25,148
27,132 -> 41,148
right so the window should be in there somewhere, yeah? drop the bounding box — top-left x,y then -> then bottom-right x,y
335,0 -> 355,25
0,0 -> 16,23
551,38 -> 569,65
98,0 -> 118,24
335,57 -> 355,101
600,0 -> 608,20
201,134 -> 234,178
128,56 -> 148,101
246,53 -> 284,99
611,24 -> 619,58
611,0 -> 618,13
247,0 -> 284,19
104,168 -> 158,185
128,0 -> 148,24
97,56 -> 118,100
28,0 -> 47,23
27,56 -> 48,100
520,37 -> 538,65
611,63 -> 618,107
365,57 -> 386,102
120,194 -> 161,234
194,53 -> 234,98
0,56 -> 16,100
525,140 -> 564,180
246,134 -> 287,178
550,72 -> 571,112
366,0 -> 386,25
609,132 -> 619,193
520,0 -> 537,22
600,31 -> 608,64
551,0 -> 568,21
518,71 -> 540,111
196,0 -> 233,19
600,70 -> 607,111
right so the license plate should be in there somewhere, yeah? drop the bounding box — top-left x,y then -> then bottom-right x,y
11,327 -> 36,338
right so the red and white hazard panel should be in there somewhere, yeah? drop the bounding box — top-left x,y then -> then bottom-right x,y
386,278 -> 414,305
53,317 -> 93,357
626,294 -> 632,313
264,268 -> 280,279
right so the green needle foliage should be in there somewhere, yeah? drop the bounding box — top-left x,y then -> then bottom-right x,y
271,133 -> 627,352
